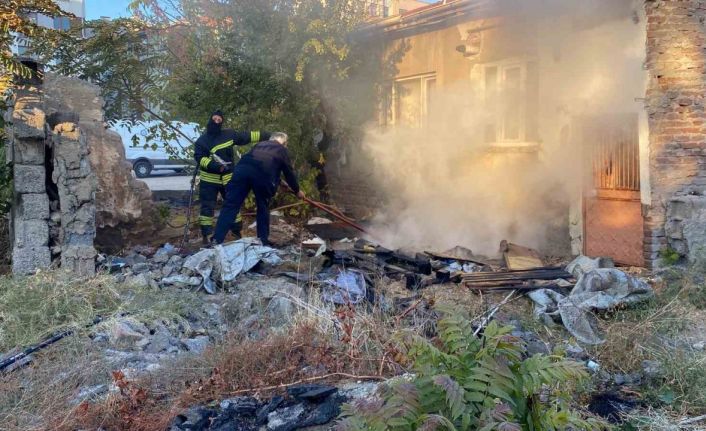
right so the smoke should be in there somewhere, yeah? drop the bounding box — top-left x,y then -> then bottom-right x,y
356,0 -> 646,256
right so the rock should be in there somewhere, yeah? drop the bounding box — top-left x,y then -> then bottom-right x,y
132,262 -> 150,274
144,328 -> 176,354
70,384 -> 108,405
135,338 -> 151,349
162,265 -> 175,277
183,336 -> 210,354
220,397 -> 260,415
693,341 -> 705,351
168,254 -> 184,267
564,343 -> 586,359
287,384 -> 337,401
338,382 -> 379,401
125,273 -> 150,289
162,274 -> 202,288
124,253 -> 147,266
154,244 -> 177,263
267,404 -> 305,431
108,319 -> 148,346
265,296 -> 297,327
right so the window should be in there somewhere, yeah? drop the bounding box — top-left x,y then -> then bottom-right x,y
390,74 -> 436,128
483,61 -> 538,144
54,16 -> 71,31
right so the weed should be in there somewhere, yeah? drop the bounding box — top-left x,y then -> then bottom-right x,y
157,203 -> 171,224
337,305 -> 609,431
659,248 -> 681,266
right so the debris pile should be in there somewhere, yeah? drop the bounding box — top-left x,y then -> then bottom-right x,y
169,383 -> 378,431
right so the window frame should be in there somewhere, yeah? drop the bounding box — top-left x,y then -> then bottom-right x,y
481,58 -> 534,145
389,73 -> 437,128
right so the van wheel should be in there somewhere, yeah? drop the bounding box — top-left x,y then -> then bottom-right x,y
133,160 -> 152,178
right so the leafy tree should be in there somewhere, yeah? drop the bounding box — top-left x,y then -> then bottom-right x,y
336,307 -> 610,431
0,0 -> 71,84
34,0 -> 403,207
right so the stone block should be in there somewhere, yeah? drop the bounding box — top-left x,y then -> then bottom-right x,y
12,107 -> 46,139
13,219 -> 49,247
13,165 -> 45,194
14,139 -> 45,165
12,246 -> 51,275
17,193 -> 49,220
61,245 -> 97,276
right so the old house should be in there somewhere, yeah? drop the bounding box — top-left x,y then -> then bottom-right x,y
331,0 -> 706,268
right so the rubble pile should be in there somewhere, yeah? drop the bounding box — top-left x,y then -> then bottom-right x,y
169,383 -> 378,431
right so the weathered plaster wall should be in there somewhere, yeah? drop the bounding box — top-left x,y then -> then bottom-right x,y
644,0 -> 706,265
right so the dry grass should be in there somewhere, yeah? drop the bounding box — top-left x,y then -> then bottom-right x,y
0,336 -> 113,431
0,271 -> 201,352
64,322 -> 392,431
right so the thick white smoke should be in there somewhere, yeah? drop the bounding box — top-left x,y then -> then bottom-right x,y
360,0 -> 646,256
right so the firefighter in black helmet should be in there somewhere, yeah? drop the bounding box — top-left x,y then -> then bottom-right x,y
193,110 -> 271,244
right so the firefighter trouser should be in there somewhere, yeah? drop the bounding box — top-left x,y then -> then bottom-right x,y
213,165 -> 273,244
198,180 -> 242,238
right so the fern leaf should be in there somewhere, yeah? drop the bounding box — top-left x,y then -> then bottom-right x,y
418,414 -> 458,431
432,375 -> 466,420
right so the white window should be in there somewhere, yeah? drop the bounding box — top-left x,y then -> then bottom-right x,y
390,74 -> 436,128
483,61 -> 538,144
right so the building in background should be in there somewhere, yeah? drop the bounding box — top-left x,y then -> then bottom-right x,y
14,0 -> 86,56
365,0 -> 429,19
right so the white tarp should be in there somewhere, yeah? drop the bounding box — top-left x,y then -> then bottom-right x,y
181,238 -> 280,294
528,255 -> 654,345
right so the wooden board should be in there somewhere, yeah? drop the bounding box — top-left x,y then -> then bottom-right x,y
502,242 -> 544,271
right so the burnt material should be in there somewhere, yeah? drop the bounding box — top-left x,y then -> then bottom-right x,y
462,268 -> 573,289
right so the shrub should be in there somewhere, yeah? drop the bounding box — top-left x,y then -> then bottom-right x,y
337,306 -> 609,431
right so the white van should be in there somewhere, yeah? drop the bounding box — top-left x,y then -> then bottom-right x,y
111,120 -> 201,178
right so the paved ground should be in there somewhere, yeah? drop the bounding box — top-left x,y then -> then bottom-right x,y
141,171 -> 191,191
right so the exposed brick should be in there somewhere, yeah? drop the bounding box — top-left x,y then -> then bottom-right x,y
645,0 -> 706,266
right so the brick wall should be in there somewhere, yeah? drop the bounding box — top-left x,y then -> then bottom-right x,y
644,0 -> 706,266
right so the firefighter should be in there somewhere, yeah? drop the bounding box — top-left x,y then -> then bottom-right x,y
194,110 -> 271,244
212,132 -> 305,246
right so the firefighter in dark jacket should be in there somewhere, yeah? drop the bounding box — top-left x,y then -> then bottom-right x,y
194,110 -> 271,244
212,132 -> 305,246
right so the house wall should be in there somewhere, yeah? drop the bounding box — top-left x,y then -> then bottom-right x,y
644,0 -> 706,265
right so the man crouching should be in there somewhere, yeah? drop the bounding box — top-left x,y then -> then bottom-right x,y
211,132 -> 305,246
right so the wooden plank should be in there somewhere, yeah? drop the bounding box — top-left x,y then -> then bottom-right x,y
501,241 -> 544,271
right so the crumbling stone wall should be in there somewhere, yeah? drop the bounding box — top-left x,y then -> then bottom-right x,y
4,73 -> 97,275
644,0 -> 706,266
42,73 -> 160,253
5,84 -> 51,274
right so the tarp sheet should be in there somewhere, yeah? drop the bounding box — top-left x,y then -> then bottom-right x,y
528,255 -> 653,345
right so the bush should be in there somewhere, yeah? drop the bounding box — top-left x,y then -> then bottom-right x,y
337,306 -> 609,431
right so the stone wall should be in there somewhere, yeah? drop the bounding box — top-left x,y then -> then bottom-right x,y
42,73 -> 160,253
644,0 -> 706,266
4,68 -> 161,274
5,84 -> 52,274
4,72 -> 97,275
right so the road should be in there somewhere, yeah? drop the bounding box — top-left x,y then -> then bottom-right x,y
141,171 -> 191,191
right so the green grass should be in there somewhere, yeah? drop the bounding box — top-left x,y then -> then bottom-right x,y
0,271 -> 201,352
